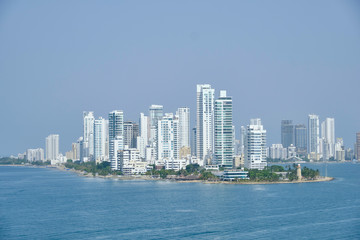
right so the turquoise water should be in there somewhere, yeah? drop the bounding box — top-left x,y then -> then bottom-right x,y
0,163 -> 359,239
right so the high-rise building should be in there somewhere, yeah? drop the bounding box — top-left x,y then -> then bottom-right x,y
157,113 -> 179,160
269,144 -> 287,160
46,134 -> 59,161
281,120 -> 294,148
244,119 -> 267,170
123,121 -> 139,149
239,125 -> 246,155
109,110 -> 124,164
26,148 -> 44,162
321,118 -> 335,157
83,111 -> 95,160
111,136 -> 124,170
294,124 -> 307,156
176,107 -> 190,149
149,105 -> 163,141
94,117 -> 107,161
356,133 -> 360,161
308,114 -> 320,155
196,84 -> 215,163
137,113 -> 149,159
214,90 -> 233,168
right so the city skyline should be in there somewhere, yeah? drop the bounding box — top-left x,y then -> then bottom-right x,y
1,1 -> 359,155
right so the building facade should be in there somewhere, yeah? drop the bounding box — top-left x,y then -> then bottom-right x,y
196,84 -> 215,163
308,114 -> 320,155
109,110 -> 124,165
281,120 -> 294,148
244,119 -> 267,170
214,90 -> 233,168
46,134 -> 59,161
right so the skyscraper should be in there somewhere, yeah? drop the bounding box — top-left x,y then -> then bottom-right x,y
176,107 -> 190,149
321,118 -> 335,158
356,132 -> 360,161
196,84 -> 215,163
244,119 -> 267,170
191,127 -> 197,156
157,113 -> 179,160
94,117 -> 107,162
109,110 -> 124,165
83,111 -> 95,160
281,120 -> 294,148
123,121 -> 139,149
149,105 -> 163,159
214,90 -> 233,168
294,124 -> 307,156
308,114 -> 320,155
137,113 -> 149,159
46,134 -> 59,161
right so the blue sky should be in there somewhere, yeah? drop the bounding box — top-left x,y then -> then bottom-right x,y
0,0 -> 359,155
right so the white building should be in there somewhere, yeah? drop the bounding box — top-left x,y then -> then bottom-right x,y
176,107 -> 190,149
321,117 -> 335,158
26,148 -> 44,162
111,136 -> 124,170
164,158 -> 188,171
269,144 -> 287,160
46,134 -> 59,161
116,147 -> 141,173
196,84 -> 215,163
157,113 -> 179,160
83,111 -> 95,160
137,113 -> 149,159
214,90 -> 233,168
94,117 -> 107,162
244,119 -> 267,170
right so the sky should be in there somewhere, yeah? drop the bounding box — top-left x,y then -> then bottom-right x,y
0,0 -> 359,156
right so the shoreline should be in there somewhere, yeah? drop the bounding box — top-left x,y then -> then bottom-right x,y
0,164 -> 334,185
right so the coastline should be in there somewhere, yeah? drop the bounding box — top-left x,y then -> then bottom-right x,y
1,164 -> 334,185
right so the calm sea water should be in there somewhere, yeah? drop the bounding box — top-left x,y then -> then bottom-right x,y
0,163 -> 359,239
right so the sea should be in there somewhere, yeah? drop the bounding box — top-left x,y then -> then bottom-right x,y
0,163 -> 359,239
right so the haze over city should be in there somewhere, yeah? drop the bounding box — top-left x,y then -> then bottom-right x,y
0,0 -> 359,155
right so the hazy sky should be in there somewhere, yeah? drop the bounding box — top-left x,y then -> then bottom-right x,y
0,0 -> 359,156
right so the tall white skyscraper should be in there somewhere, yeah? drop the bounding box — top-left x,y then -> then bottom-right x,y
196,84 -> 215,163
321,117 -> 335,158
94,117 -> 107,161
308,114 -> 320,154
111,136 -> 124,170
176,107 -> 190,149
109,110 -> 124,165
244,119 -> 267,170
137,113 -> 149,159
83,111 -> 95,160
214,90 -> 233,168
46,134 -> 59,161
157,113 -> 179,160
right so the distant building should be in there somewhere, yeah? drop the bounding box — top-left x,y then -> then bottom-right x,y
191,127 -> 197,156
94,117 -> 107,162
177,107 -> 190,149
196,84 -> 215,163
123,121 -> 139,149
214,90 -> 233,168
281,120 -> 294,148
269,144 -> 287,160
26,148 -> 44,162
83,111 -> 95,160
244,119 -> 267,170
46,134 -> 59,161
137,113 -> 149,159
157,113 -> 179,160
109,110 -> 124,164
294,124 -> 307,156
308,114 -> 320,156
321,118 -> 335,158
